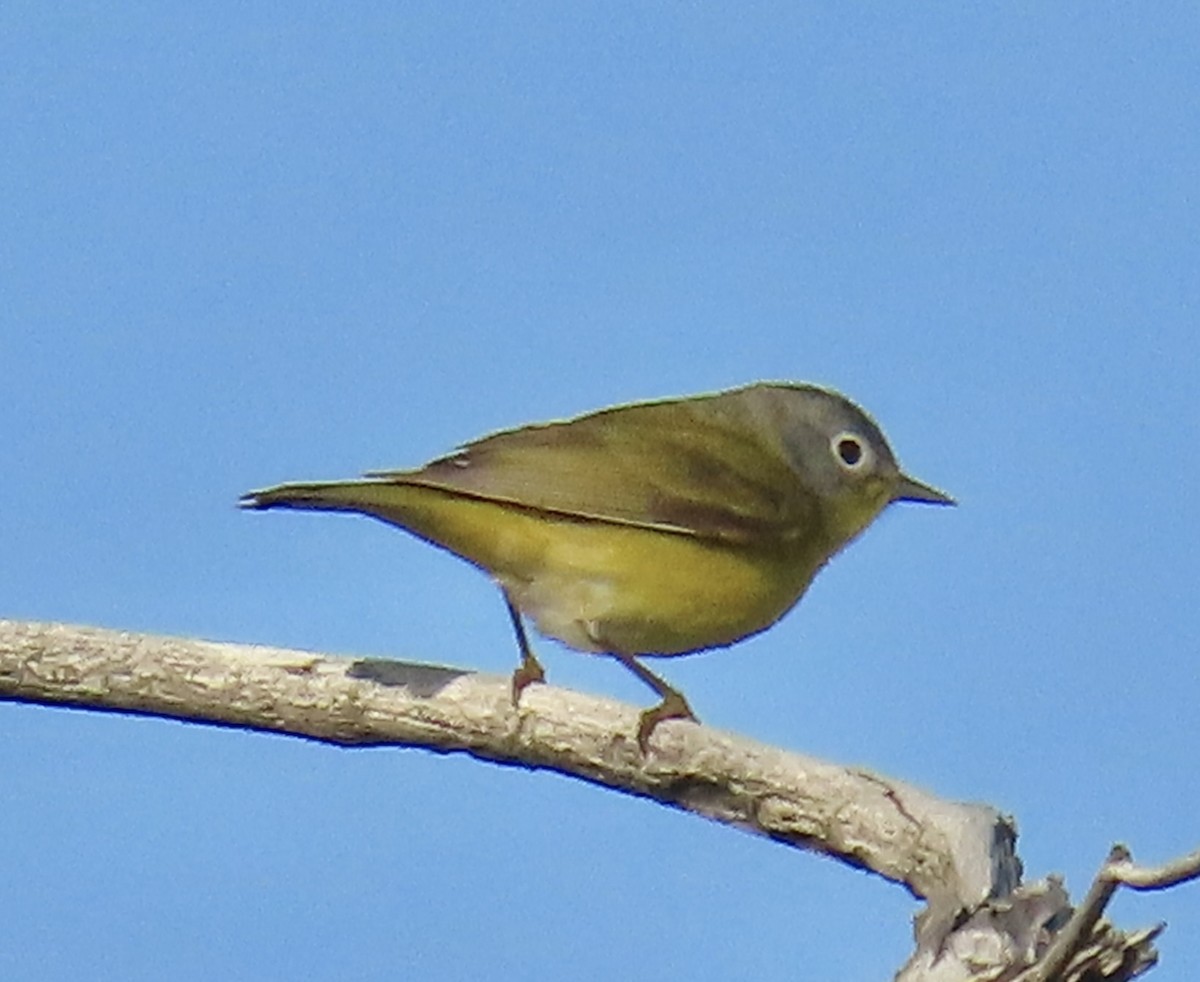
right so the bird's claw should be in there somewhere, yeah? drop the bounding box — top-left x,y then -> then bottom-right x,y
636,690 -> 699,752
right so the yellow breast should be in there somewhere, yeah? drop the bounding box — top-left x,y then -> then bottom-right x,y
377,484 -> 822,656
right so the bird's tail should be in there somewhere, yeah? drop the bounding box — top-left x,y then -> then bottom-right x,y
239,480 -> 416,517
239,478 -> 544,578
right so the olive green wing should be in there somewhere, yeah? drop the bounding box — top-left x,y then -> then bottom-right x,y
369,397 -> 817,543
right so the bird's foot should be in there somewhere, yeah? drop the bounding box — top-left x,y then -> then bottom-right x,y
510,650 -> 546,705
636,690 -> 699,752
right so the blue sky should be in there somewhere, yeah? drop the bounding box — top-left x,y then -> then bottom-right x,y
3,4 -> 1197,979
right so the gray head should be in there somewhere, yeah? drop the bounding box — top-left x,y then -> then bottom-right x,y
732,381 -> 954,513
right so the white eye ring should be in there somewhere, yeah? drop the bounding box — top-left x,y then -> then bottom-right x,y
830,431 -> 871,471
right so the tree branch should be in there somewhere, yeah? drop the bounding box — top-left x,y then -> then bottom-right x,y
1014,841 -> 1199,982
0,619 -> 1006,901
0,619 -> 1177,981
1108,847 -> 1200,891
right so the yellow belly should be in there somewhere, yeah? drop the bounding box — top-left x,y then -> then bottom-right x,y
364,483 -> 821,656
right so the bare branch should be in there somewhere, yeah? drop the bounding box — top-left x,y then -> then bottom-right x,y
1012,840 -> 1198,982
0,619 -> 1175,980
1016,846 -> 1130,982
0,618 -> 1008,906
1108,847 -> 1200,891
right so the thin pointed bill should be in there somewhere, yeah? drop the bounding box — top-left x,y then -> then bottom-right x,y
892,473 -> 956,506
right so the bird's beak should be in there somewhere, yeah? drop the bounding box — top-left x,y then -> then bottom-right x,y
893,473 -> 956,506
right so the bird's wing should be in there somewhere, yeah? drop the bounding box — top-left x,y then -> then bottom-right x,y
368,397 -> 816,544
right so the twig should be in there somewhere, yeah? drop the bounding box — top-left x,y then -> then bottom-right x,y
1108,847 -> 1200,891
1015,841 -> 1198,982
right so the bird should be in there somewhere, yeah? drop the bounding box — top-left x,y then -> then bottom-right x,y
240,381 -> 953,749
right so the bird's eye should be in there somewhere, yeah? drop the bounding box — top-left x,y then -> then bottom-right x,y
831,432 -> 868,470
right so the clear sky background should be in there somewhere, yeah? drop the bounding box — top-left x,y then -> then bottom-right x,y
3,5 -> 1197,980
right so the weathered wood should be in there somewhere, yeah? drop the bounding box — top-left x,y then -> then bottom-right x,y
0,619 -> 1174,980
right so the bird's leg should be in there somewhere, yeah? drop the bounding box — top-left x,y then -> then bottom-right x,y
504,593 -> 545,704
609,652 -> 698,751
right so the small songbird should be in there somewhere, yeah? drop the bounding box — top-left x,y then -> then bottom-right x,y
240,382 -> 953,748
